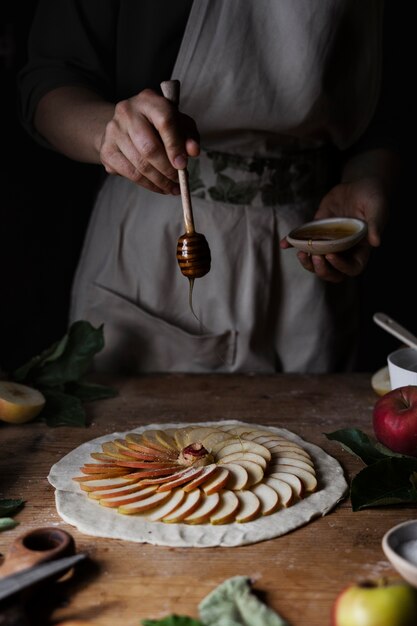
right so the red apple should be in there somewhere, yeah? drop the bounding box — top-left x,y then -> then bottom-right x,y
332,579 -> 417,626
373,385 -> 417,456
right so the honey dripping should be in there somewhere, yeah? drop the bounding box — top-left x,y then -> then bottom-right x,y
160,79 -> 212,321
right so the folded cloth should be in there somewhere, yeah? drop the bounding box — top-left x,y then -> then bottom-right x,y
198,576 -> 289,626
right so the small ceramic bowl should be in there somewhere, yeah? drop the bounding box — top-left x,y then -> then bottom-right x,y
285,217 -> 368,255
387,347 -> 417,390
382,520 -> 417,587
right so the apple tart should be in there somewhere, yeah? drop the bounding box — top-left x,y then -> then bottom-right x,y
73,424 -> 318,524
48,421 -> 347,547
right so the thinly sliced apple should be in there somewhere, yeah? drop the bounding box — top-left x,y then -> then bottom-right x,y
230,460 -> 264,486
145,489 -> 186,521
182,464 -> 218,492
89,481 -> 155,500
215,441 -> 271,461
101,441 -> 134,460
264,477 -> 293,507
118,490 -> 172,515
269,472 -> 303,497
174,427 -> 195,450
201,467 -> 230,495
133,466 -> 205,487
210,490 -> 239,524
98,458 -> 179,470
235,490 -> 261,522
200,431 -> 231,450
99,485 -> 158,508
114,439 -> 176,461
270,457 -> 316,475
242,429 -> 281,440
77,475 -> 139,491
128,431 -> 170,454
270,467 -> 317,492
183,426 -> 219,445
183,492 -> 221,524
80,465 -> 129,476
154,430 -> 178,451
210,437 -> 243,454
218,451 -> 267,469
270,450 -> 314,467
162,489 -> 201,522
157,466 -> 205,492
267,444 -> 312,460
222,463 -> 249,490
251,483 -> 280,515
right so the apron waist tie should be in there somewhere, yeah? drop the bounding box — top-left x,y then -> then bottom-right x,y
188,145 -> 341,207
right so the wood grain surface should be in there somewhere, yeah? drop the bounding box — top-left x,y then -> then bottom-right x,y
0,374 -> 413,626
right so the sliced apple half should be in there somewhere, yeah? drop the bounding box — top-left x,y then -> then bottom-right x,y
270,467 -> 317,492
184,492 -> 221,524
264,477 -> 293,507
221,462 -> 249,490
251,483 -> 280,515
210,490 -> 240,525
270,450 -> 314,467
199,430 -> 231,450
157,466 -> 205,492
218,451 -> 267,469
270,457 -> 316,475
89,481 -> 156,500
126,431 -> 169,454
146,489 -> 186,522
118,490 -> 172,515
80,465 -> 130,476
77,475 -> 140,491
215,441 -> 271,461
99,485 -> 158,508
0,380 -> 46,424
182,464 -> 219,492
235,490 -> 261,523
202,467 -> 230,495
162,489 -> 202,523
229,459 -> 264,486
269,471 -> 303,498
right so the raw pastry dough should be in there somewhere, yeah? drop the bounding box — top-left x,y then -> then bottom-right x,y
48,421 -> 347,547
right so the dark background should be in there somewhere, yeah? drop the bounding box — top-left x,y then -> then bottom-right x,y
0,2 -> 415,375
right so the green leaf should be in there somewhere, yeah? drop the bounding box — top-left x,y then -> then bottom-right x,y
199,576 -> 289,626
0,518 -> 19,532
325,428 -> 407,465
142,617 -> 204,626
31,321 -> 104,387
350,457 -> 417,511
13,335 -> 68,382
0,498 -> 24,517
40,389 -> 86,427
66,381 -> 118,403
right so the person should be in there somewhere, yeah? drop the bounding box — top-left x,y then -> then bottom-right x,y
18,0 -> 402,374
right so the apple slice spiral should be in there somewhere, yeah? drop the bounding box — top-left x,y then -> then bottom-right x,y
74,424 -> 317,524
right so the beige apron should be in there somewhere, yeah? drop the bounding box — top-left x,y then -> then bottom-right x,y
70,0 -> 382,374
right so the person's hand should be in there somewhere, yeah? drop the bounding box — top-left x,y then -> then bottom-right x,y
280,177 -> 389,283
99,88 -> 200,194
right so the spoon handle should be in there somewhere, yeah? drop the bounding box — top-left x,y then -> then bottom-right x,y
160,80 -> 195,235
373,312 -> 417,350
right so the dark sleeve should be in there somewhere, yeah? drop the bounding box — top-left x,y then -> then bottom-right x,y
344,1 -> 409,158
17,0 -> 192,146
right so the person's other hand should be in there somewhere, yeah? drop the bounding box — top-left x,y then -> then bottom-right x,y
280,177 -> 389,283
99,88 -> 200,194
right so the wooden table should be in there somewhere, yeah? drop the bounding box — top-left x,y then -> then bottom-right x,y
0,373 -> 413,626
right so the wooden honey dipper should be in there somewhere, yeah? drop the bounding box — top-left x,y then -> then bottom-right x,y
160,80 -> 211,279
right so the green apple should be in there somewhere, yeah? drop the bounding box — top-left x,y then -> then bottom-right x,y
332,579 -> 417,626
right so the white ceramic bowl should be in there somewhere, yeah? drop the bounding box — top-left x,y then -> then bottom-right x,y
388,347 -> 417,390
382,520 -> 417,587
286,217 -> 368,255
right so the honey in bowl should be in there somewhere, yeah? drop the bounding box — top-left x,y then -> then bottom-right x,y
286,217 -> 367,255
